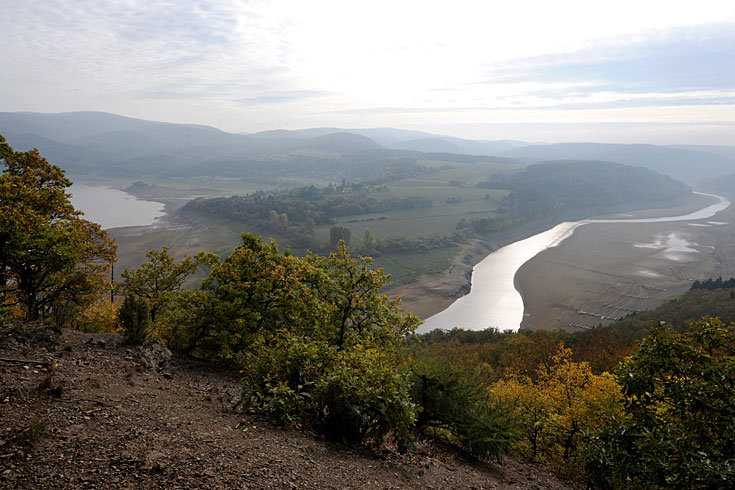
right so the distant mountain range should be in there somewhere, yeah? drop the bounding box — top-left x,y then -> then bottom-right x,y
1,111 -> 734,184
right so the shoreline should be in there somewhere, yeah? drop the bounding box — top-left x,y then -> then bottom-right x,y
391,194 -> 712,320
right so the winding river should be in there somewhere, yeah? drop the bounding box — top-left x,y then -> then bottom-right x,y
418,193 -> 731,333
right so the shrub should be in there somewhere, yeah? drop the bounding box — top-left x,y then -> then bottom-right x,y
76,300 -> 119,333
411,358 -> 514,462
241,329 -> 415,450
118,295 -> 150,345
155,289 -> 213,355
583,318 -> 735,488
160,234 -> 421,449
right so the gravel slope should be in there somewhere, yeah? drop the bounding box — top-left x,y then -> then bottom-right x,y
0,325 -> 575,489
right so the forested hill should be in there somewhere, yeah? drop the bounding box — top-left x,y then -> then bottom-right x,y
464,160 -> 692,235
497,160 -> 689,207
502,142 -> 735,183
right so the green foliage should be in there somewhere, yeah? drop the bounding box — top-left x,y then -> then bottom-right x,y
0,134 -> 12,160
362,228 -> 375,250
583,318 -> 735,489
0,136 -> 116,321
691,276 -> 735,290
330,226 -> 351,249
118,247 -> 197,322
118,295 -> 150,345
410,358 -> 514,462
156,289 -> 212,354
374,232 -> 465,254
157,234 -> 420,448
467,161 -> 690,236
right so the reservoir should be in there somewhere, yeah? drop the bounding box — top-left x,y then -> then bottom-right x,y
69,182 -> 166,229
418,193 -> 731,333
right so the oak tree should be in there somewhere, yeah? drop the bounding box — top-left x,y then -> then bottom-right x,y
0,137 -> 116,321
119,247 -> 197,322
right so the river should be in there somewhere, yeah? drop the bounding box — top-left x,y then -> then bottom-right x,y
69,182 -> 166,229
418,193 -> 731,333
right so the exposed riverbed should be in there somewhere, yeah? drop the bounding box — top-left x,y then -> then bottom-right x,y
418,193 -> 731,333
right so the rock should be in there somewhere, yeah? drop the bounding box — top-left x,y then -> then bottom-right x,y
139,338 -> 171,371
85,338 -> 106,349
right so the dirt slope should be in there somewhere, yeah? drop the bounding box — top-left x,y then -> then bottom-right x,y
0,325 -> 575,489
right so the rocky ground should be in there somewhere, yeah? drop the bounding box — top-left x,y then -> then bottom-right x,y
0,324 -> 575,489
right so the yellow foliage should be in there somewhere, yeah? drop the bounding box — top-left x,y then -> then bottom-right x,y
490,345 -> 622,478
76,300 -> 120,333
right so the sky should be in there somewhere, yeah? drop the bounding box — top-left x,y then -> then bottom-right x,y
2,0 -> 735,144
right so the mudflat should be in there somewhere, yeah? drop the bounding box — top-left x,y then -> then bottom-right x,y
517,201 -> 735,332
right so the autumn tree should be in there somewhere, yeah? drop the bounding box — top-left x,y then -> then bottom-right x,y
0,137 -> 116,321
491,345 -> 622,478
118,247 -> 197,322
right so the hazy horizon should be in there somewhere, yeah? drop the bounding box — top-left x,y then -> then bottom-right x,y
3,1 -> 735,145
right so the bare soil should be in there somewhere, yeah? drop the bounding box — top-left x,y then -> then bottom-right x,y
1,325 -> 575,489
517,200 -> 735,332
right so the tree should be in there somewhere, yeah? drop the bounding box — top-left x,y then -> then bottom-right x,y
0,134 -> 12,160
410,357 -> 515,462
491,345 -> 622,478
0,139 -> 116,320
119,247 -> 197,322
330,225 -> 351,249
583,318 -> 735,488
118,295 -> 150,345
362,228 -> 375,250
308,242 -> 418,349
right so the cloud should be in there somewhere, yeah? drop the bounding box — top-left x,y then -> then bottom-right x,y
2,1 -> 735,143
478,24 -> 735,99
236,91 -> 331,106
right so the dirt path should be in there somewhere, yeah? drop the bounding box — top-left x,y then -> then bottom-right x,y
0,326 -> 574,489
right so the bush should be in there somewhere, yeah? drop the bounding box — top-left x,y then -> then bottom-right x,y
583,318 -> 735,488
76,300 -> 119,333
155,289 -> 213,355
118,295 -> 150,345
411,358 -> 514,462
159,234 -> 421,449
241,329 -> 415,450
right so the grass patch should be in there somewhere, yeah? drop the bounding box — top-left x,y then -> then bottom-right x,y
372,246 -> 461,287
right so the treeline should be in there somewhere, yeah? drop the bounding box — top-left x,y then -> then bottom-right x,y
374,231 -> 467,254
464,161 -> 691,235
691,276 -> 735,290
151,154 -> 428,185
183,184 -> 432,236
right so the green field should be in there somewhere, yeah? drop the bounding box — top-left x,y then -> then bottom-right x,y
324,173 -> 511,240
371,246 -> 461,288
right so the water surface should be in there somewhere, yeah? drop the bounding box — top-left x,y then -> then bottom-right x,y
70,182 -> 166,229
419,193 -> 730,333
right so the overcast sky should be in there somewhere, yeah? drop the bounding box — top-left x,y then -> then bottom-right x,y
2,0 -> 735,144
